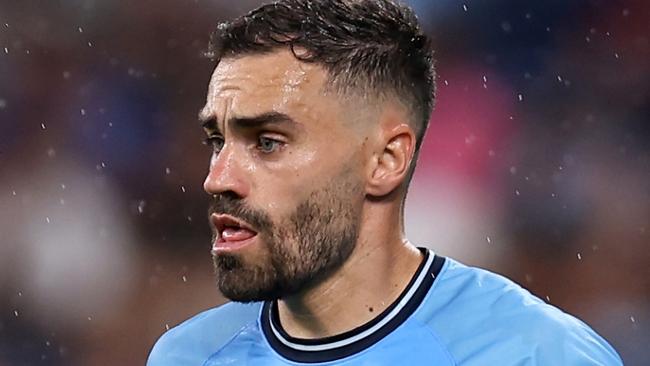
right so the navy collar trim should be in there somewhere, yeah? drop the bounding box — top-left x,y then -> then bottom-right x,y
260,248 -> 446,363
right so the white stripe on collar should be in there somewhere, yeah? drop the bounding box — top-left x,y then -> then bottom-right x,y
269,249 -> 435,352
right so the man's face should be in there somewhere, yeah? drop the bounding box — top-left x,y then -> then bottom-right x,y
200,50 -> 367,302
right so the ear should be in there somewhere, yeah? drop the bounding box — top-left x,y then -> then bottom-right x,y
366,123 -> 416,197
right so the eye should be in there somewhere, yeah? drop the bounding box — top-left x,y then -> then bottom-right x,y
257,136 -> 284,154
203,136 -> 224,153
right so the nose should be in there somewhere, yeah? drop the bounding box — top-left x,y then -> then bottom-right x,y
203,144 -> 250,199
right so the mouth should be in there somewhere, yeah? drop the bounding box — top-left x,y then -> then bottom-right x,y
210,213 -> 259,253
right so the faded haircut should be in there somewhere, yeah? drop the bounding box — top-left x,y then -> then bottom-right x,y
207,0 -> 436,186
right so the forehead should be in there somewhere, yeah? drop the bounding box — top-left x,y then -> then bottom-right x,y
201,50 -> 333,120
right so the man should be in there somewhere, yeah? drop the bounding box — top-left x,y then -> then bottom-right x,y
148,0 -> 622,364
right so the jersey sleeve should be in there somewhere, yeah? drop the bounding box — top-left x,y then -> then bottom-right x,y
529,310 -> 623,365
146,302 -> 262,366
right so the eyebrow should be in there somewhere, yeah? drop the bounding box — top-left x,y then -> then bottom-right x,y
199,111 -> 301,133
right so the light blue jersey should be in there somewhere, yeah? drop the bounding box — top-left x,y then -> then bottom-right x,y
147,249 -> 622,365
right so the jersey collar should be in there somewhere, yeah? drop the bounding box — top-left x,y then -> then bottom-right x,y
260,247 -> 446,363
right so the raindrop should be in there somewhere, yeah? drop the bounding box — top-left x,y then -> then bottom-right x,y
87,316 -> 92,321
509,166 -> 517,175
45,217 -> 50,223
63,71 -> 71,79
181,185 -> 186,193
165,167 -> 171,175
11,190 -> 16,196
517,93 -> 523,102
614,52 -> 620,59
41,122 -> 46,130
165,324 -> 170,330
17,291 -> 22,296
545,295 -> 550,302
524,13 -> 531,20
3,47 -> 8,54
482,75 -> 487,83
500,21 -> 512,33
59,198 -> 65,205
557,75 -> 563,82
47,148 -> 56,158
577,253 -> 582,260
551,193 -> 556,198
87,41 -> 93,47
108,122 -> 113,127
622,8 -> 629,17
45,340 -> 51,347
61,183 -> 66,190
486,236 -> 492,244
137,200 -> 146,214
630,316 -> 636,323
187,216 -> 192,222
80,108 -> 86,116
100,161 -> 106,168
78,26 -> 84,33
182,275 -> 187,282
0,98 -> 6,109
462,4 -> 468,12
515,189 -> 520,196
4,23 -> 8,28
443,80 -> 449,86
585,36 -> 591,43
14,310 -> 19,317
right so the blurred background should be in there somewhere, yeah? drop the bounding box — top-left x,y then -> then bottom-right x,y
0,0 -> 648,364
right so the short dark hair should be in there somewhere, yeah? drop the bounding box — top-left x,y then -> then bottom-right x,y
208,0 -> 435,184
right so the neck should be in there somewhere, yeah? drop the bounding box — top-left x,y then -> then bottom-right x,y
276,204 -> 422,339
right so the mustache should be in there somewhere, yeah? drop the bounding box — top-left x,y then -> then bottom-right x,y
208,193 -> 272,233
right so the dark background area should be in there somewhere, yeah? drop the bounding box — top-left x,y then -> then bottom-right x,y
0,0 -> 648,364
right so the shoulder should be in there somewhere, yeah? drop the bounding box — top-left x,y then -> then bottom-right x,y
146,301 -> 262,366
419,257 -> 622,365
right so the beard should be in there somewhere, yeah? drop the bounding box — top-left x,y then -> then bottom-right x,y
210,172 -> 363,303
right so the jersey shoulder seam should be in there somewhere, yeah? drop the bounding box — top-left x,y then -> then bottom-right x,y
202,321 -> 257,366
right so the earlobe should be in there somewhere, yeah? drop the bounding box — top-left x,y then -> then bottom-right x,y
366,125 -> 415,197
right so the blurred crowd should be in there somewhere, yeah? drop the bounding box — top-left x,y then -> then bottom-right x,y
0,0 -> 648,364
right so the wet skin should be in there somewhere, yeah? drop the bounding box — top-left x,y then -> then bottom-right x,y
200,49 -> 423,339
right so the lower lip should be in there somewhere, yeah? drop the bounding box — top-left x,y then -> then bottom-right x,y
212,234 -> 259,253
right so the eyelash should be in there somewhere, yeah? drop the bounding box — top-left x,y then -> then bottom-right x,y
202,135 -> 285,154
256,136 -> 285,154
203,136 -> 224,153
